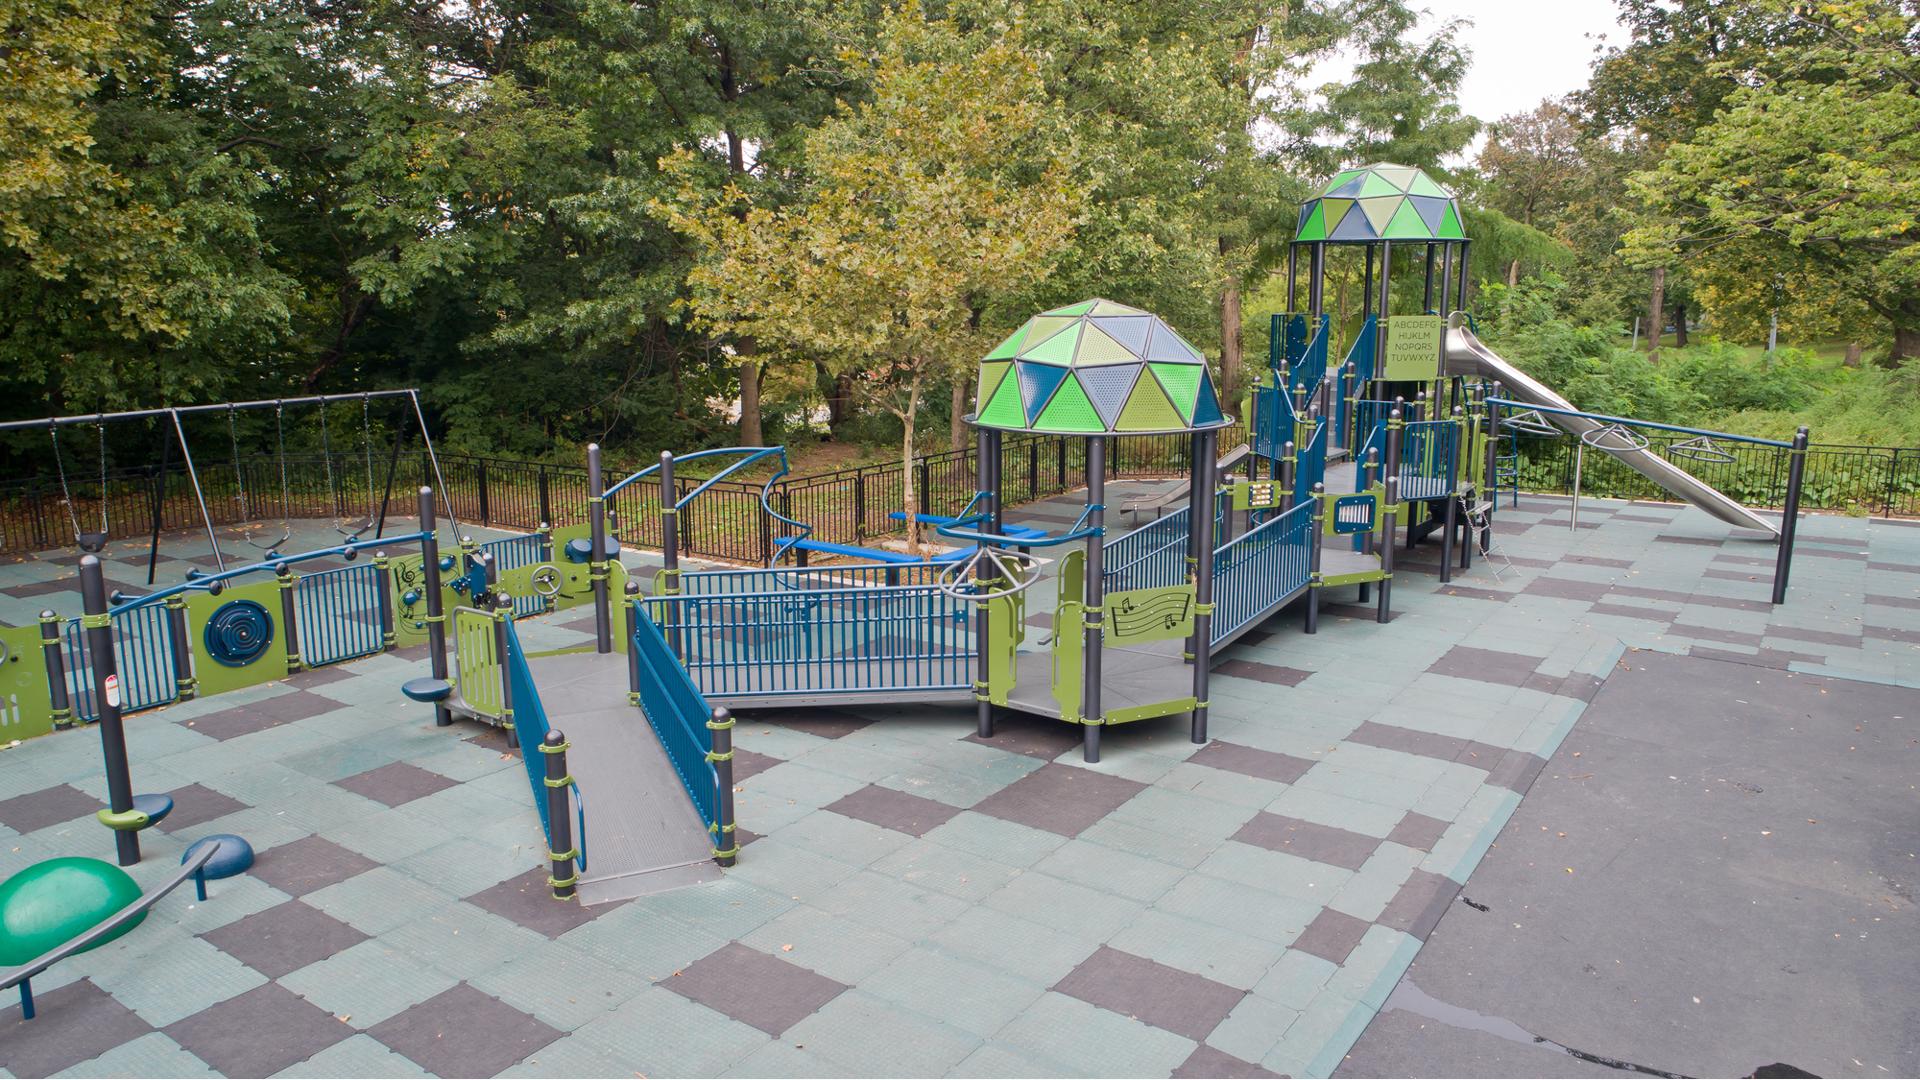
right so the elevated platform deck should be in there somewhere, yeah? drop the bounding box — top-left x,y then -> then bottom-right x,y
524,651 -> 717,904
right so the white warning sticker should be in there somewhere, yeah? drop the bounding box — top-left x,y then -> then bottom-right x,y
103,674 -> 120,709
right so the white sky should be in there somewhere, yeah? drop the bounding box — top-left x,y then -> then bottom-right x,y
1306,0 -> 1626,158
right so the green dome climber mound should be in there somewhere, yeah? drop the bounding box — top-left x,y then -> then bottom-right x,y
1294,163 -> 1465,243
973,299 -> 1229,436
0,856 -> 146,965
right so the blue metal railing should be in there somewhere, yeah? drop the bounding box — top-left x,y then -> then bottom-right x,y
602,445 -> 809,568
1399,419 -> 1460,499
502,617 -> 587,875
64,603 -> 177,723
630,601 -> 721,828
1102,506 -> 1190,592
677,561 -> 945,596
1211,499 -> 1314,645
645,573 -> 973,701
480,533 -> 551,618
1295,418 -> 1328,504
1334,317 -> 1378,449
295,563 -> 385,667
1287,315 -> 1331,394
104,533 -> 431,617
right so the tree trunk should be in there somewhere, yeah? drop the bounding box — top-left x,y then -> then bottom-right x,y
1645,267 -> 1666,360
1218,265 -> 1243,407
950,378 -> 967,451
900,381 -> 922,550
1889,323 -> 1920,367
737,344 -> 763,446
1843,341 -> 1863,368
1506,259 -> 1520,287
1673,303 -> 1688,348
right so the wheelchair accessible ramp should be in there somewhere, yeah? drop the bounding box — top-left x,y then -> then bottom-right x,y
523,651 -> 717,904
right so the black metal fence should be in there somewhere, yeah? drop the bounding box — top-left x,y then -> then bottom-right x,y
4,422 -> 1912,563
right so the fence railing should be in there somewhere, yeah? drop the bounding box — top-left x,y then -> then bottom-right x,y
5,422 -> 1914,566
1212,499 -> 1314,645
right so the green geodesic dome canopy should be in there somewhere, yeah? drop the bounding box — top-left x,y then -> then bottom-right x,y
973,299 -> 1229,436
1294,163 -> 1466,244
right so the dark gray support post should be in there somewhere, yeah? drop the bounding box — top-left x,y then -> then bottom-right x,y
1286,245 -> 1298,311
79,557 -> 139,866
1771,427 -> 1809,605
1279,440 -> 1296,513
587,444 -> 612,654
542,730 -> 576,900
165,594 -> 194,701
1191,429 -> 1218,745
374,552 -> 396,650
1305,483 -> 1324,635
974,427 -> 994,739
40,611 -> 72,729
1363,246 -> 1374,313
1457,240 -> 1472,311
1358,447 -> 1378,604
1081,437 -> 1106,763
624,579 -> 642,706
1423,244 -> 1436,312
988,429 -> 1005,538
276,562 -> 301,674
493,591 -> 514,735
709,706 -> 738,867
419,487 -> 451,727
1440,406 -> 1462,584
1308,243 -> 1326,320
1377,240 -> 1393,324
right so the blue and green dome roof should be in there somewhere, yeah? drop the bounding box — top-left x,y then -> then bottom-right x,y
973,299 -> 1229,436
1294,163 -> 1466,244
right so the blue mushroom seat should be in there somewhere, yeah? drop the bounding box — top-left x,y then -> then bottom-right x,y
181,834 -> 254,881
130,794 -> 173,828
401,677 -> 453,704
563,536 -> 621,563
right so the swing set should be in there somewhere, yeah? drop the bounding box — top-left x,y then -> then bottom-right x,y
3,390 -> 457,579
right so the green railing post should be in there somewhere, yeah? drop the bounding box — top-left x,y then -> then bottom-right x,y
624,579 -> 642,708
373,551 -> 396,650
165,593 -> 194,701
542,730 -> 577,900
275,562 -> 301,674
39,611 -> 72,729
708,707 -> 738,867
493,592 -> 515,735
587,443 -> 612,653
1305,483 -> 1324,635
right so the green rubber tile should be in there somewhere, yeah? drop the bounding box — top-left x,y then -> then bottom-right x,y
791,740 -> 918,784
992,991 -> 1196,1078
724,837 -> 865,900
1076,815 -> 1221,869
1108,907 -> 1290,991
747,807 -> 913,868
304,866 -> 454,935
398,836 -> 539,897
381,900 -> 549,981
855,945 -> 1047,1038
878,757 -> 1043,810
1251,948 -> 1339,1010
50,1031 -> 216,1079
982,869 -> 1145,941
122,721 -> 222,762
929,905 -> 1102,987
1289,761 -> 1426,812
280,741 -> 404,783
272,1033 -> 433,1078
316,805 -> 462,866
408,740 -> 523,783
1156,760 -> 1291,809
1029,837 -> 1188,904
278,939 -> 459,1028
103,932 -> 268,1027
572,986 -> 769,1077
1195,842 -> 1355,903
782,989 -> 982,1076
731,786 -> 818,835
1324,925 -> 1421,1010
497,1034 -> 639,1079
808,869 -> 970,941
946,1042 -> 1063,1078
1153,873 -> 1317,947
871,837 -> 1024,902
719,1039 -> 854,1078
1205,991 -> 1301,1067
918,810 -> 1069,869
1327,842 -> 1423,922
470,942 -> 648,1031
641,877 -> 797,942
1313,742 -> 1454,786
167,873 -> 294,936
1266,785 -> 1407,838
741,759 -> 871,812
739,903 -> 916,984
1105,784 -> 1262,841
559,901 -> 730,980
732,723 -> 834,761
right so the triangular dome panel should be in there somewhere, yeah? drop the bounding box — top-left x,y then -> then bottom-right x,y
1149,362 -> 1202,422
1143,324 -> 1203,363
1439,203 -> 1465,238
1092,315 -> 1152,356
985,326 -> 1028,361
1408,172 -> 1450,198
1320,199 -> 1356,233
1018,315 -> 1076,352
1358,173 -> 1399,197
976,361 -> 1011,412
1022,322 -> 1082,364
1089,300 -> 1146,316
1384,199 -> 1431,239
1074,323 -> 1138,365
1409,195 -> 1450,233
1360,196 -> 1401,233
1327,205 -> 1379,241
1327,175 -> 1368,198
1116,374 -> 1182,431
1043,300 -> 1096,317
1036,374 -> 1105,433
1376,165 -> 1419,190
1297,202 -> 1327,241
1191,373 -> 1225,427
977,368 -> 1025,427
1321,168 -> 1365,195
1076,364 -> 1140,428
1016,361 -> 1070,423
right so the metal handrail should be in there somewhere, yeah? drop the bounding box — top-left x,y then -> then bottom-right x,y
106,532 -> 430,616
603,446 -> 788,500
1482,398 -> 1792,449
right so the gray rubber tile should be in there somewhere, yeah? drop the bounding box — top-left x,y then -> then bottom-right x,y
1188,741 -> 1314,785
972,763 -> 1146,838
0,783 -> 101,833
163,983 -> 350,1076
249,835 -> 380,897
661,942 -> 847,1037
824,783 -> 963,838
335,761 -> 458,808
201,899 -> 370,979
0,979 -> 154,1076
1232,811 -> 1380,872
368,983 -> 562,1076
1052,945 -> 1244,1042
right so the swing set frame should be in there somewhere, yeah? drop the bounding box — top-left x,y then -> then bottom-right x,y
2,390 -> 458,580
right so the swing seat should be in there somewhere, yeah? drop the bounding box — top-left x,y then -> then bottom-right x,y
401,677 -> 453,704
77,532 -> 108,554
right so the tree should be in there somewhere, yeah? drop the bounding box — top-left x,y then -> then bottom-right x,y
1476,102 -> 1583,283
659,7 -> 1081,547
1623,0 -> 1920,362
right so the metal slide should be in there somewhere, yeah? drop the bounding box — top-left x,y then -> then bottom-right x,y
1443,318 -> 1779,538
